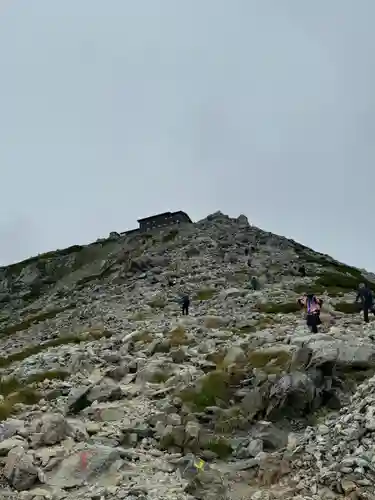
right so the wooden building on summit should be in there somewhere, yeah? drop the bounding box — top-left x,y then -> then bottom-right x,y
137,211 -> 192,232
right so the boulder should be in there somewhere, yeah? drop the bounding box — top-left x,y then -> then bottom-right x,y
66,385 -> 92,414
203,316 -> 231,329
0,437 -> 28,456
308,339 -> 375,370
4,446 -> 38,491
266,371 -> 316,419
87,377 -> 123,403
178,454 -> 229,500
42,444 -> 122,488
223,346 -> 246,366
30,413 -> 70,447
219,288 -> 247,300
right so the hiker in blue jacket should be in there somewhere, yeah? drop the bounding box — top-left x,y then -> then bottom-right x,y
355,283 -> 375,323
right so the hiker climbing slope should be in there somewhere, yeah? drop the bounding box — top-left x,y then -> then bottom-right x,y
355,283 -> 375,323
180,294 -> 190,315
250,276 -> 258,290
298,293 -> 323,333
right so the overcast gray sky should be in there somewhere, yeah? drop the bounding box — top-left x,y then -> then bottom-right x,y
1,1 -> 374,271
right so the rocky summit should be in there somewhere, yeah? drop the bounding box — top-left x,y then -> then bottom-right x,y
0,211 -> 374,500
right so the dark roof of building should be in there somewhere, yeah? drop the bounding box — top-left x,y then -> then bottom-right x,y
137,211 -> 192,223
137,212 -> 173,223
173,211 -> 192,222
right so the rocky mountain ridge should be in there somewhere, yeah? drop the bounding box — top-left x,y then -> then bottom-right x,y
0,211 -> 374,500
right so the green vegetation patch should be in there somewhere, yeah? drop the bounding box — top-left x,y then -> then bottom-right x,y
233,316 -> 280,336
0,328 -> 112,369
293,282 -> 346,297
179,370 -> 231,411
204,437 -> 232,458
233,324 -> 257,334
213,407 -> 248,434
293,242 -> 373,288
206,349 -> 227,366
25,369 -> 70,384
134,331 -> 154,343
333,302 -> 361,314
2,245 -> 84,277
150,371 -> 170,383
316,271 -> 369,291
0,388 -> 41,421
0,305 -> 74,338
0,369 -> 69,421
256,302 -> 300,314
169,326 -> 190,347
195,288 -> 216,301
148,297 -> 167,309
131,311 -> 151,321
162,229 -> 179,243
247,348 -> 292,374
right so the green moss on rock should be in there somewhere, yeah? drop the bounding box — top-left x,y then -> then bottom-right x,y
204,437 -> 232,458
195,289 -> 216,301
0,305 -> 74,338
180,370 -> 231,410
334,302 -> 361,314
169,326 -> 190,346
316,271 -> 372,291
0,328 -> 112,368
148,297 -> 166,309
247,348 -> 292,374
257,302 -> 300,314
293,282 -> 345,297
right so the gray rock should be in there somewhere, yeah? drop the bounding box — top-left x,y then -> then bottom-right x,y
223,346 -> 246,366
42,444 -> 122,488
4,446 -> 39,491
0,420 -> 25,442
0,437 -> 28,456
87,377 -> 123,403
66,385 -> 92,414
247,438 -> 263,457
1,210 -> 375,499
267,371 -> 316,419
219,288 -> 247,299
308,339 -> 375,370
30,413 -> 69,447
241,388 -> 265,419
184,420 -> 201,448
179,454 -> 229,500
84,402 -> 128,422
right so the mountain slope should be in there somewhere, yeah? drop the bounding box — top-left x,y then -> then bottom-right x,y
0,211 -> 374,500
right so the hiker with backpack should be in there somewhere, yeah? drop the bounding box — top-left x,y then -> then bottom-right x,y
250,276 -> 259,291
355,283 -> 375,323
180,294 -> 190,315
297,293 -> 323,333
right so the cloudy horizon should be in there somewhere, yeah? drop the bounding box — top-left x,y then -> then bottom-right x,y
1,1 -> 374,271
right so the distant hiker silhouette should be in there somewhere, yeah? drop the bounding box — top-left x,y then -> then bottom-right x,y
355,283 -> 375,323
250,276 -> 258,290
298,265 -> 306,277
181,294 -> 190,315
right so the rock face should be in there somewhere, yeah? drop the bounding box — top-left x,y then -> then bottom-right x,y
0,211 -> 374,499
5,446 -> 39,491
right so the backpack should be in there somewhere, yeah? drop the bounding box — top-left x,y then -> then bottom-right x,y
306,296 -> 316,313
362,288 -> 373,304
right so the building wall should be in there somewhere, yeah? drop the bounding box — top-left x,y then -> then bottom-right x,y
138,211 -> 191,232
139,213 -> 174,231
